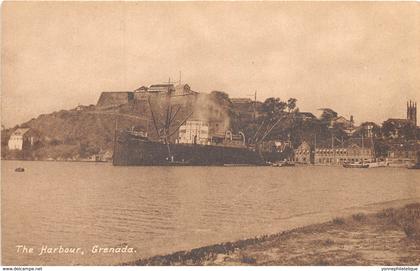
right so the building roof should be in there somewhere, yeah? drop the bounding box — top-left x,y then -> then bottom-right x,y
175,83 -> 190,90
134,86 -> 148,92
11,128 -> 31,136
173,84 -> 194,95
333,116 -> 353,124
150,84 -> 174,88
298,112 -> 316,119
147,84 -> 176,93
314,137 -> 374,150
231,98 -> 253,103
384,118 -> 416,129
385,118 -> 411,123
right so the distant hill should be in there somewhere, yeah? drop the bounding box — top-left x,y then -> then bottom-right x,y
1,104 -> 149,160
0,95 -> 204,160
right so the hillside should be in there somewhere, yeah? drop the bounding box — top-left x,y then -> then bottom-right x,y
0,93 -> 214,161
1,104 -> 150,160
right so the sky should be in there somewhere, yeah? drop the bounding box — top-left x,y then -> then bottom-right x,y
2,1 -> 419,128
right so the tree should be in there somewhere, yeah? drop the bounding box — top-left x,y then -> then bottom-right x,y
260,97 -> 287,122
287,98 -> 297,113
401,123 -> 417,140
355,122 -> 382,138
381,120 -> 416,139
381,120 -> 396,138
319,108 -> 338,125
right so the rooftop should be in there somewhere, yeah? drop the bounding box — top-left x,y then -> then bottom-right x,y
11,128 -> 31,136
297,112 -> 316,118
385,118 -> 411,123
149,84 -> 174,88
231,98 -> 253,103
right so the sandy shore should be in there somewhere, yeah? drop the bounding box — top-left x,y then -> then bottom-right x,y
125,202 -> 420,266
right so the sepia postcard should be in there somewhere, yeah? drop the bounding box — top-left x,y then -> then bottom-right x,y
1,1 -> 420,269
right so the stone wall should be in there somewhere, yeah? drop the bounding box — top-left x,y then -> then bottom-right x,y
96,92 -> 134,108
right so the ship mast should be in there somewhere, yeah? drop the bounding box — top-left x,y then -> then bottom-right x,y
112,109 -> 118,164
146,80 -> 194,162
148,97 -> 161,137
361,131 -> 364,165
164,90 -> 172,161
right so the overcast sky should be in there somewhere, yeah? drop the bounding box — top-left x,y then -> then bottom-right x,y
2,2 -> 419,128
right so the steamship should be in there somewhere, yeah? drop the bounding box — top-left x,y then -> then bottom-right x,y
112,128 -> 265,166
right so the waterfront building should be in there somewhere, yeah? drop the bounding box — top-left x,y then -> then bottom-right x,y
293,137 -> 376,165
7,128 -> 38,151
314,138 -> 374,165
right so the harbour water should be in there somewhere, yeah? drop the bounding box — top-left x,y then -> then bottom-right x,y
2,160 -> 419,265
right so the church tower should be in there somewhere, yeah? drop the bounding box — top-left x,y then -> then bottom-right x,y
407,100 -> 417,126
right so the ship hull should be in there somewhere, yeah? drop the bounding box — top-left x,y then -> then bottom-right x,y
113,134 -> 265,166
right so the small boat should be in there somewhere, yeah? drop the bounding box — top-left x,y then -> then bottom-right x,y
366,161 -> 389,168
407,164 -> 420,170
343,162 -> 369,168
223,164 -> 254,167
271,161 -> 295,167
15,167 -> 25,172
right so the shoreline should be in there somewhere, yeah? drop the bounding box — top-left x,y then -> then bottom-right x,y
2,159 -> 416,169
1,158 -> 110,163
125,202 -> 420,266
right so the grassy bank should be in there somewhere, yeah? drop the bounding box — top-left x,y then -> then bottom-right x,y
125,203 -> 420,266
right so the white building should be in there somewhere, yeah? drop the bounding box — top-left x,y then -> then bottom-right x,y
8,128 -> 37,150
178,120 -> 209,145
